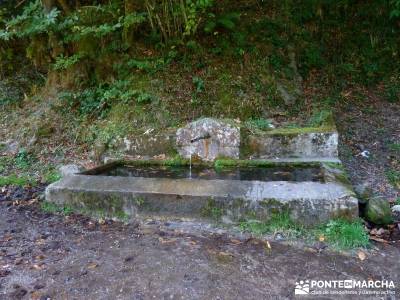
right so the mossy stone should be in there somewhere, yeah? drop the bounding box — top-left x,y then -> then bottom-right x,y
365,197 -> 393,225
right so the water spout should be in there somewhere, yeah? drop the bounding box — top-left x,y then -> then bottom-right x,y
189,144 -> 192,179
189,134 -> 210,179
190,133 -> 211,143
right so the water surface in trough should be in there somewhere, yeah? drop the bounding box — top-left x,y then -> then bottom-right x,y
87,165 -> 324,182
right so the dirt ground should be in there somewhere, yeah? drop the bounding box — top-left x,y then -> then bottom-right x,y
336,95 -> 399,201
0,201 -> 399,300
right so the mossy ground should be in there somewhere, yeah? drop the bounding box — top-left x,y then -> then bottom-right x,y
0,150 -> 61,187
239,213 -> 370,250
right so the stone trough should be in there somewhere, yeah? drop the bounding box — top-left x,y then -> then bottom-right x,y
45,160 -> 358,226
46,118 -> 359,226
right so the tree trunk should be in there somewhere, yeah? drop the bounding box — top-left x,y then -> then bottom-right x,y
42,0 -> 55,13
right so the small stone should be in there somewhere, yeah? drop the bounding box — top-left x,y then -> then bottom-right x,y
124,256 -> 135,262
376,228 -> 389,237
354,183 -> 373,204
0,269 -> 10,277
10,285 -> 27,299
312,241 -> 328,252
365,197 -> 393,225
369,228 -> 378,235
33,283 -> 45,290
391,205 -> 400,222
274,232 -> 285,241
0,140 -> 19,155
59,164 -> 82,177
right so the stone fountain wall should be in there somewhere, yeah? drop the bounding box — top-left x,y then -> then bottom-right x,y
175,118 -> 240,161
102,118 -> 339,162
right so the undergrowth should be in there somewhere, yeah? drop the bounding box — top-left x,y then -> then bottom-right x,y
0,174 -> 34,187
240,213 -> 370,250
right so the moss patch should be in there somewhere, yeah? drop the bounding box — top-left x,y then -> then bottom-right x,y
201,198 -> 224,220
263,126 -> 336,137
239,210 -> 304,238
317,218 -> 370,250
0,174 -> 34,187
214,158 -> 320,169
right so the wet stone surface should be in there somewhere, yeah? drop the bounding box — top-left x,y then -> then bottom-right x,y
90,164 -> 325,182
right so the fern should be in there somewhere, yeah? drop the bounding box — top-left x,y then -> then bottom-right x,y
53,53 -> 84,70
0,0 -> 60,40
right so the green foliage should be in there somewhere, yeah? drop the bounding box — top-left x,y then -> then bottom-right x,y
386,169 -> 400,187
0,174 -> 33,187
390,0 -> 400,18
388,143 -> 400,152
41,201 -> 73,215
53,53 -> 84,70
0,0 -> 60,40
144,0 -> 213,42
239,211 -> 304,238
384,77 -> 400,103
15,148 -> 35,169
395,197 -> 400,205
59,80 -> 154,118
192,76 -> 205,93
115,51 -> 177,76
43,169 -> 61,184
320,219 -> 369,250
245,118 -> 272,131
307,109 -> 333,127
201,198 -> 223,220
204,12 -> 240,33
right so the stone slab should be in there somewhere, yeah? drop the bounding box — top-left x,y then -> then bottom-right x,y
245,131 -> 338,159
46,162 -> 358,226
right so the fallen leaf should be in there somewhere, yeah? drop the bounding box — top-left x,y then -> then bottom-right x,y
159,238 -> 177,244
265,241 -> 272,249
35,239 -> 46,245
3,235 -> 13,242
30,291 -> 42,300
230,239 -> 242,245
218,251 -> 234,257
369,236 -> 389,244
87,263 -> 98,269
32,264 -> 44,270
357,251 -> 367,261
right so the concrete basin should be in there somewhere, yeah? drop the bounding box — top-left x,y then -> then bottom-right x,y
45,160 -> 358,226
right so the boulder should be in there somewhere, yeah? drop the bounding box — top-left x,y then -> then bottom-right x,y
176,118 -> 240,161
0,140 -> 19,155
59,164 -> 82,177
354,183 -> 373,204
365,197 -> 393,225
391,205 -> 400,222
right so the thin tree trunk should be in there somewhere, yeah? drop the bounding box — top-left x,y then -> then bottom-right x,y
57,0 -> 71,14
42,0 -> 55,13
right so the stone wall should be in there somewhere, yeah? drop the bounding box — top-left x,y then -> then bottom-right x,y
243,129 -> 338,160
176,118 -> 240,161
